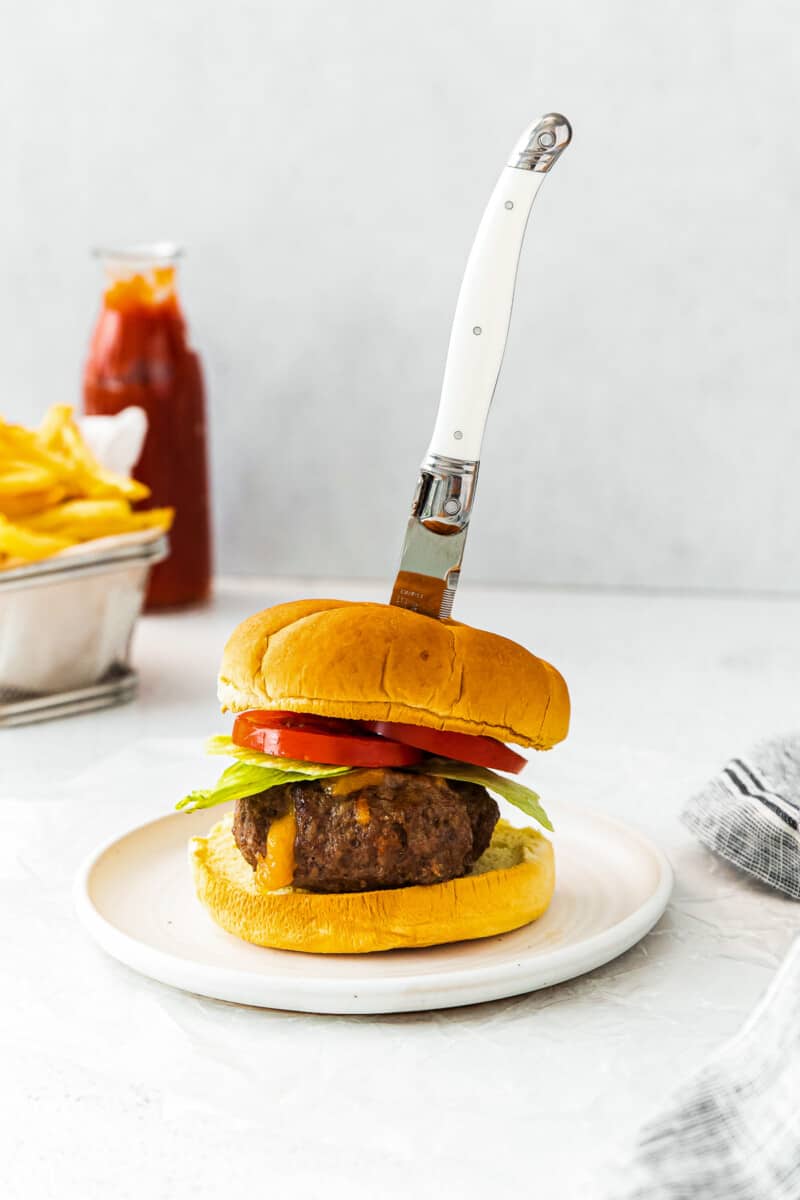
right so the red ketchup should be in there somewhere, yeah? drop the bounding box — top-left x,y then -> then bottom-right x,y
83,246 -> 212,609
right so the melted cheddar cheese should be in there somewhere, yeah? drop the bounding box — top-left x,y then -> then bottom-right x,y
355,796 -> 371,826
254,807 -> 296,891
323,769 -> 385,798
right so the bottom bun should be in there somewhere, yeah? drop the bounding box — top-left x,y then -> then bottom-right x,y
190,814 -> 555,954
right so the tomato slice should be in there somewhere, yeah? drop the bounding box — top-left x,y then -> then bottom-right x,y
232,712 -> 424,768
236,710 -> 363,736
362,721 -> 527,775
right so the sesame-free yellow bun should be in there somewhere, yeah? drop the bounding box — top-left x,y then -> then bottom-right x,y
191,814 -> 555,954
218,599 -> 569,750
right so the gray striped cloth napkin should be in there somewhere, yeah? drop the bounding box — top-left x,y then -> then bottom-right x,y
682,734 -> 800,898
607,938 -> 800,1198
605,734 -> 800,1197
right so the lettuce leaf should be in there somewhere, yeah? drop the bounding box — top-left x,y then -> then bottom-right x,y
205,735 -> 351,777
178,738 -> 552,831
176,760 -> 343,813
417,758 -> 553,831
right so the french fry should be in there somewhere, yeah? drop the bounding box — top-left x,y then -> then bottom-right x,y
119,507 -> 174,533
0,461 -> 60,493
35,402 -> 71,448
20,499 -> 172,540
0,405 -> 172,568
38,404 -> 149,502
0,423 -> 75,480
20,498 -> 130,534
0,486 -> 68,519
0,516 -> 73,562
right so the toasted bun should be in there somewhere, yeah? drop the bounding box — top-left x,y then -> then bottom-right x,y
190,814 -> 555,954
218,599 -> 569,750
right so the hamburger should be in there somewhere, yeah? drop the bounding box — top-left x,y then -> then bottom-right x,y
179,598 -> 569,954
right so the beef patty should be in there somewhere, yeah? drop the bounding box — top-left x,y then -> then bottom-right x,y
232,769 -> 499,893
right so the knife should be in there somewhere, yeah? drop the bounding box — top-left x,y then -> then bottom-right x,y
390,113 -> 572,619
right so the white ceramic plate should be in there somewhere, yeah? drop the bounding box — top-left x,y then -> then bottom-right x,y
74,802 -> 672,1015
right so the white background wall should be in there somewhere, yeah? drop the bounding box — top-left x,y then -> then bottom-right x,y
3,1 -> 799,592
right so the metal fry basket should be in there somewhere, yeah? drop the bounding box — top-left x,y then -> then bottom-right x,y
0,533 -> 167,726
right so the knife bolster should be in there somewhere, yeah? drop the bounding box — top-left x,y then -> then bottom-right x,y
413,455 -> 479,535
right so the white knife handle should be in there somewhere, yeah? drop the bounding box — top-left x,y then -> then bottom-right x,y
426,114 -> 571,463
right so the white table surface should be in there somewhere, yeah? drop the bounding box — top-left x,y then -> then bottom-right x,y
2,577 -> 799,1199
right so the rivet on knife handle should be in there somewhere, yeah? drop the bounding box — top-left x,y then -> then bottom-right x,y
391,113 -> 572,620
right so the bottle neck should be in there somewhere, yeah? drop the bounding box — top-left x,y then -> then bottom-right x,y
85,259 -> 192,388
101,263 -> 183,320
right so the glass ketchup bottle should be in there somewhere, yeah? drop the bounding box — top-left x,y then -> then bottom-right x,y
83,245 -> 212,609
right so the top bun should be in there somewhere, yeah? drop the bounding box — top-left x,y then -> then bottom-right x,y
218,599 -> 569,750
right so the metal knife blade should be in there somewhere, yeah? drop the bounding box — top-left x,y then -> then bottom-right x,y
390,113 -> 572,619
390,455 -> 476,618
